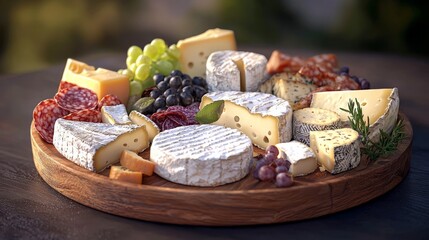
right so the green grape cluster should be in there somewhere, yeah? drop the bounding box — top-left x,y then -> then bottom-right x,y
118,39 -> 180,97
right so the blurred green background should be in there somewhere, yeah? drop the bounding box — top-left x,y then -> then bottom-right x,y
0,0 -> 428,74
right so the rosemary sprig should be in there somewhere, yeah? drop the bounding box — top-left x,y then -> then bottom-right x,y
340,98 -> 405,161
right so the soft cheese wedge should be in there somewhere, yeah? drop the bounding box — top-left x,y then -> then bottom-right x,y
206,50 -> 267,92
150,125 -> 253,187
276,141 -> 317,177
293,108 -> 341,145
129,110 -> 160,142
177,28 -> 237,77
310,88 -> 399,142
109,166 -> 142,184
310,128 -> 361,174
200,91 -> 292,149
101,104 -> 132,125
61,59 -> 129,104
53,119 -> 149,172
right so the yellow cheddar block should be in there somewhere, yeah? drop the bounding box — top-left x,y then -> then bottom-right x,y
61,59 -> 129,104
120,150 -> 155,176
109,166 -> 142,184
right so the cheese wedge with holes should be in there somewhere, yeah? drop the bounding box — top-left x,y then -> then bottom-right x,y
109,166 -> 142,184
129,110 -> 160,142
310,128 -> 360,174
310,88 -> 399,142
177,28 -> 237,77
120,150 -> 155,176
61,58 -> 129,104
206,51 -> 267,92
200,91 -> 292,149
53,118 -> 149,172
276,141 -> 317,176
101,104 -> 132,125
293,108 -> 341,145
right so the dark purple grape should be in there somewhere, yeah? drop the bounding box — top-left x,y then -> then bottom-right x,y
169,76 -> 182,89
153,74 -> 165,84
192,76 -> 204,86
264,152 -> 276,163
182,74 -> 192,81
180,92 -> 194,106
157,80 -> 169,92
339,66 -> 349,74
182,78 -> 192,87
156,107 -> 167,113
258,166 -> 276,181
275,173 -> 293,187
182,86 -> 194,94
266,145 -> 279,156
153,96 -> 166,109
350,75 -> 360,84
164,76 -> 171,83
194,86 -> 207,100
275,165 -> 288,174
256,158 -> 270,169
149,89 -> 162,99
166,94 -> 179,106
274,157 -> 287,167
163,88 -> 177,97
170,70 -> 182,77
360,78 -> 370,89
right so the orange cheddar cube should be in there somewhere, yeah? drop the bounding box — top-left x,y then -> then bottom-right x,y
120,150 -> 155,176
61,58 -> 129,104
109,166 -> 142,184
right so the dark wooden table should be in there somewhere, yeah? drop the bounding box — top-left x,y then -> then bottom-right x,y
1,51 -> 429,239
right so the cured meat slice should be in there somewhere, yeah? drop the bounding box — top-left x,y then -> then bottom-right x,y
57,81 -> 77,92
166,103 -> 199,125
54,86 -> 98,112
150,110 -> 188,131
33,99 -> 70,143
63,109 -> 102,123
97,94 -> 122,110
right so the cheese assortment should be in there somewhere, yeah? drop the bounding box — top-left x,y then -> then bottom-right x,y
206,50 -> 267,92
310,128 -> 361,174
101,104 -> 132,125
276,141 -> 317,176
200,91 -> 292,149
150,124 -> 253,187
293,108 -> 341,145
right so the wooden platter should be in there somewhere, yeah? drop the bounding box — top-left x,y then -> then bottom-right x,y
31,113 -> 413,226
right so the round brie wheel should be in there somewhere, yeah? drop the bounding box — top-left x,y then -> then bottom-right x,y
150,124 -> 253,187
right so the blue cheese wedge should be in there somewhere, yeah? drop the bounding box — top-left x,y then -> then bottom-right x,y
150,124 -> 253,187
128,110 -> 160,142
101,104 -> 132,125
53,118 -> 149,172
276,141 -> 317,177
200,91 -> 292,149
309,128 -> 360,174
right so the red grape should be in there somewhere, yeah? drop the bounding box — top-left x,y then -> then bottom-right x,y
266,145 -> 279,156
258,166 -> 276,181
275,165 -> 288,174
276,173 -> 293,187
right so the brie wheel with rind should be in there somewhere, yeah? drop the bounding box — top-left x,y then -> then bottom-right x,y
276,141 -> 317,177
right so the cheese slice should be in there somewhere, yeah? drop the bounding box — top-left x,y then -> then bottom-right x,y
109,166 -> 142,184
276,141 -> 317,176
310,88 -> 399,142
177,28 -> 237,77
150,124 -> 253,187
120,150 -> 155,176
293,108 -> 341,145
53,118 -> 149,172
200,91 -> 292,149
129,110 -> 160,142
61,58 -> 129,104
101,104 -> 132,125
309,128 -> 360,174
206,50 -> 267,92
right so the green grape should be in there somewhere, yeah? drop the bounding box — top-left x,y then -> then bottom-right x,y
155,60 -> 174,75
126,56 -> 135,68
135,64 -> 150,81
140,78 -> 156,90
143,44 -> 159,60
167,44 -> 180,59
122,69 -> 134,81
129,63 -> 137,73
129,80 -> 144,96
117,69 -> 124,74
127,45 -> 143,59
151,38 -> 167,53
135,54 -> 152,66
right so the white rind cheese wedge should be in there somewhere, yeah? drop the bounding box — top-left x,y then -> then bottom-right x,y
310,128 -> 361,174
128,110 -> 160,142
150,125 -> 253,187
101,104 -> 132,125
293,108 -> 341,145
206,50 -> 267,92
200,91 -> 292,149
310,88 -> 399,142
276,141 -> 317,177
177,28 -> 237,77
53,118 -> 149,172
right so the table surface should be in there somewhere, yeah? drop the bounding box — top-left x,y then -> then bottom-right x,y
1,50 -> 429,240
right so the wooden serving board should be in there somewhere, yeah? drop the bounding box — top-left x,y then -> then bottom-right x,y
31,113 -> 413,226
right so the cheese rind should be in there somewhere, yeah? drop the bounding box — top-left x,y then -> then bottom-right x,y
150,124 -> 253,187
109,166 -> 142,184
309,128 -> 360,174
120,150 -> 155,176
61,58 -> 129,104
128,110 -> 160,142
200,91 -> 292,149
293,108 -> 341,145
53,119 -> 149,172
276,141 -> 317,176
310,88 -> 399,142
101,104 -> 132,125
206,51 -> 267,92
177,28 -> 237,77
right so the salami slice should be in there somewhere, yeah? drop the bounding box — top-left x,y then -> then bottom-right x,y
150,110 -> 188,131
57,81 -> 77,92
62,109 -> 102,123
97,94 -> 122,110
33,99 -> 70,143
166,103 -> 199,125
54,86 -> 98,112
